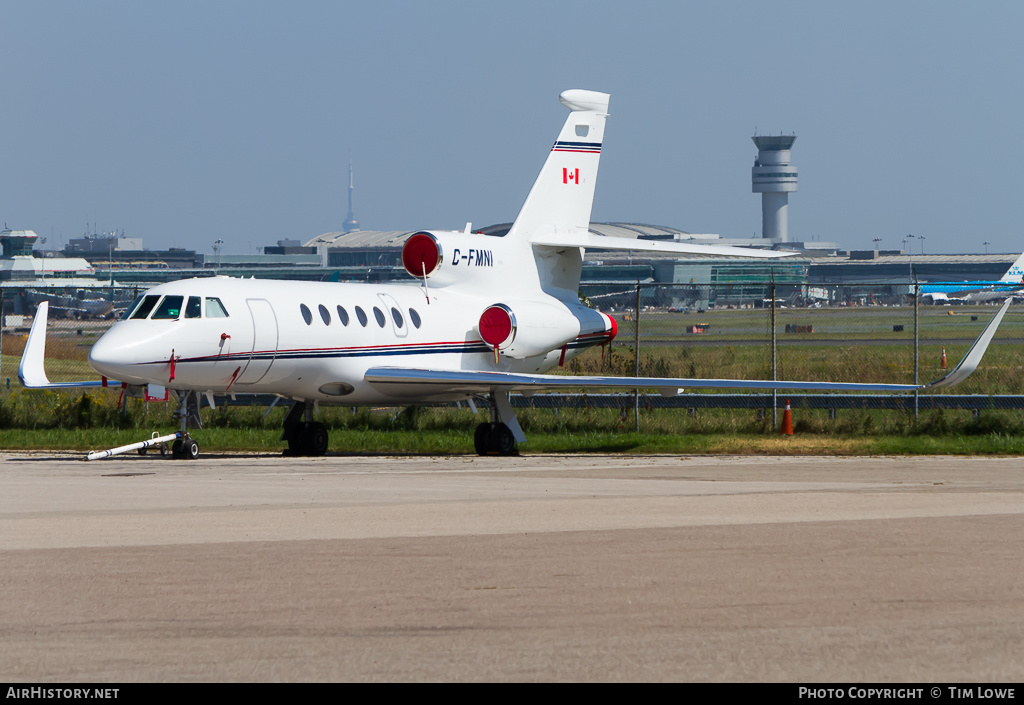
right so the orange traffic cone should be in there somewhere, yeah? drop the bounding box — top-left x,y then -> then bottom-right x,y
940,346 -> 947,369
780,399 -> 793,435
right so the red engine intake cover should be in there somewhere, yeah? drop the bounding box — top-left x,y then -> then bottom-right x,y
402,232 -> 442,277
479,305 -> 515,349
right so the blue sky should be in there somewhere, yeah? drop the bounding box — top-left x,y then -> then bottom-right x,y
2,1 -> 1022,255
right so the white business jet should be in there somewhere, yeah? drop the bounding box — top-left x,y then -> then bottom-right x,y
19,89 -> 1012,458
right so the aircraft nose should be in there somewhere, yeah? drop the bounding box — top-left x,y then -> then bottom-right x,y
88,326 -> 144,381
88,331 -> 122,378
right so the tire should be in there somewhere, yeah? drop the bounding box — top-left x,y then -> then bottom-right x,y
171,439 -> 183,459
474,423 -> 491,456
137,448 -> 147,456
303,423 -> 329,457
184,439 -> 200,460
493,424 -> 517,456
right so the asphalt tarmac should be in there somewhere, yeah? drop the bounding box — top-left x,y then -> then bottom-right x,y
1,451 -> 1022,682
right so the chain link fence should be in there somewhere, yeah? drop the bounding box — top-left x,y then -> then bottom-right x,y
3,282 -> 1023,434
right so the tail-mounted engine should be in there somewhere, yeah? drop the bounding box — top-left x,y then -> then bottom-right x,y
477,300 -> 582,360
402,232 -> 443,278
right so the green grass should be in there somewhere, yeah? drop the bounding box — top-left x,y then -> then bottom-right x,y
4,427 -> 1024,456
2,390 -> 1024,456
3,301 -> 1024,456
617,304 -> 1024,341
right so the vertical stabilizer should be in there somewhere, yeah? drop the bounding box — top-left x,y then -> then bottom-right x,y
506,89 -> 609,242
1001,251 -> 1024,282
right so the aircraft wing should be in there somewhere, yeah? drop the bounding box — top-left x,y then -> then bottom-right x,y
365,299 -> 1011,395
18,302 -> 121,389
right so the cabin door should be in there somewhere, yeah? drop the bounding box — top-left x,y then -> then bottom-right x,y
236,298 -> 278,385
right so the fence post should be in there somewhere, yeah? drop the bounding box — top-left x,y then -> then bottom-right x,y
634,280 -> 640,433
0,291 -> 4,383
770,278 -> 777,429
914,279 -> 919,419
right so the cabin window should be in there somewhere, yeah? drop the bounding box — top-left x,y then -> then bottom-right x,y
152,295 -> 184,320
337,306 -> 350,326
409,308 -> 422,329
206,298 -> 230,318
130,295 -> 160,320
300,304 -> 312,325
391,307 -> 404,328
185,296 -> 202,319
373,307 -> 386,327
319,304 -> 331,325
355,306 -> 368,327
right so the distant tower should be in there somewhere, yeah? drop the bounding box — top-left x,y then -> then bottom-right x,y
751,135 -> 798,242
342,158 -> 359,233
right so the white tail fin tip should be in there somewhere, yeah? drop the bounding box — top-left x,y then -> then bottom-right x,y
559,90 -> 610,113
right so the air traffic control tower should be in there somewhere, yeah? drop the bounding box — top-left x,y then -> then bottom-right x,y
751,135 -> 797,242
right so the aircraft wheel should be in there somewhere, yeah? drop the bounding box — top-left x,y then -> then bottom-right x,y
303,423 -> 329,457
492,423 -> 518,456
184,439 -> 200,460
474,423 -> 518,456
171,439 -> 183,459
474,423 -> 490,455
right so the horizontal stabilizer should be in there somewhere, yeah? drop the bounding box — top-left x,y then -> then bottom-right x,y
531,231 -> 795,259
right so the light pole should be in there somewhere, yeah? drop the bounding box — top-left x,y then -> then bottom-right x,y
213,239 -> 224,271
983,241 -> 990,254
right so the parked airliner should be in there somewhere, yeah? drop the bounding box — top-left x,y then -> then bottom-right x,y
20,89 -> 1012,458
920,251 -> 1024,303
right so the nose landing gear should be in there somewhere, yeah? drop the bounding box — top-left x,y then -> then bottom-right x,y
281,400 -> 329,456
170,436 -> 200,460
169,390 -> 202,460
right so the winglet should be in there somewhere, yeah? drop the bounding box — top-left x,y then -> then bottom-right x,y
923,298 -> 1012,389
18,301 -> 118,389
18,302 -> 53,387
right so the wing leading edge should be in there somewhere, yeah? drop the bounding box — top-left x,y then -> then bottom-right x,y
365,299 -> 1012,396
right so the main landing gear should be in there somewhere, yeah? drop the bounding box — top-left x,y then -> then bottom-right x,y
281,400 -> 329,456
474,422 -> 517,455
473,391 -> 524,456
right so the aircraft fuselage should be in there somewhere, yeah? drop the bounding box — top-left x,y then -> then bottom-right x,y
88,276 -> 614,404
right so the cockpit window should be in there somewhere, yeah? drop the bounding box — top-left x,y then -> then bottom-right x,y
152,295 -> 184,320
206,297 -> 229,318
130,295 -> 161,320
185,296 -> 202,319
122,295 -> 145,320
